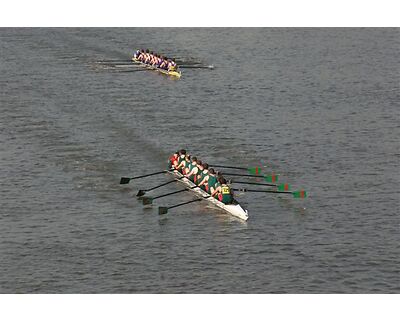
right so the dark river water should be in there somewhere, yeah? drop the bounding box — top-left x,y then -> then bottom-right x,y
0,28 -> 399,293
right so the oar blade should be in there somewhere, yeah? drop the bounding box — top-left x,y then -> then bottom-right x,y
120,177 -> 131,184
248,167 -> 262,175
142,197 -> 153,205
136,190 -> 146,197
278,183 -> 291,191
158,207 -> 168,215
293,190 -> 307,198
264,174 -> 278,183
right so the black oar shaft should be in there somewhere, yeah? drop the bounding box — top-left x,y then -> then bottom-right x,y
209,165 -> 248,170
223,172 -> 261,178
167,195 -> 211,209
150,185 -> 199,201
180,65 -> 213,69
167,197 -> 204,210
232,180 -> 277,187
120,169 -> 173,184
233,188 -> 291,194
145,179 -> 176,192
153,189 -> 188,200
137,176 -> 186,196
130,170 -> 168,180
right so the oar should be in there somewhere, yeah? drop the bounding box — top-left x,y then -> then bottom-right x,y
232,180 -> 290,191
180,65 -> 214,69
112,69 -> 150,73
209,165 -> 262,175
136,176 -> 185,196
120,169 -> 173,184
102,62 -> 136,66
158,196 -> 211,215
95,60 -> 132,64
233,188 -> 307,198
136,180 -> 175,197
223,172 -> 279,183
172,59 -> 202,64
142,185 -> 199,205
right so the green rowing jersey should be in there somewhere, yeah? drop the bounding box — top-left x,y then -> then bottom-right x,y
186,161 -> 193,174
198,169 -> 207,182
187,162 -> 195,172
177,156 -> 185,167
220,184 -> 233,204
207,175 -> 217,191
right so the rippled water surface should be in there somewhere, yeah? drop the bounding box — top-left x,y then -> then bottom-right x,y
0,28 -> 399,293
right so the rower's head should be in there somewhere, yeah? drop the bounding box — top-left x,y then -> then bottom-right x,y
146,49 -> 149,53
179,149 -> 186,155
208,168 -> 215,175
197,160 -> 202,168
202,163 -> 209,170
219,177 -> 227,185
150,51 -> 153,55
191,156 -> 197,163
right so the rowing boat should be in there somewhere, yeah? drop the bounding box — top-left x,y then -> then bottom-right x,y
132,57 -> 181,78
168,170 -> 249,221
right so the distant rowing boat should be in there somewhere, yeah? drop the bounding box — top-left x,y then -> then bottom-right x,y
168,170 -> 249,221
132,57 -> 182,78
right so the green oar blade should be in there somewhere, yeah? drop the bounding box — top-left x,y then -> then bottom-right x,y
120,177 -> 131,184
264,174 -> 278,183
248,167 -> 262,175
142,197 -> 153,205
158,207 -> 169,215
278,183 -> 291,191
293,190 -> 307,198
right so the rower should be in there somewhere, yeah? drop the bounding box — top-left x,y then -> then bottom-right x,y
146,51 -> 154,64
168,59 -> 176,71
185,157 -> 199,182
148,53 -> 154,65
212,175 -> 222,198
168,151 -> 179,169
196,162 -> 208,188
182,154 -> 192,175
136,49 -> 143,61
151,53 -> 158,66
140,49 -> 146,61
202,168 -> 217,194
133,49 -> 140,59
175,149 -> 187,173
168,59 -> 177,71
167,59 -> 173,71
160,58 -> 168,70
152,54 -> 160,66
144,49 -> 151,63
157,56 -> 164,67
211,177 -> 233,204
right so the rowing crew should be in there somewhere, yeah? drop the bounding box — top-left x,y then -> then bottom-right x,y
169,149 -> 234,205
133,49 -> 178,71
